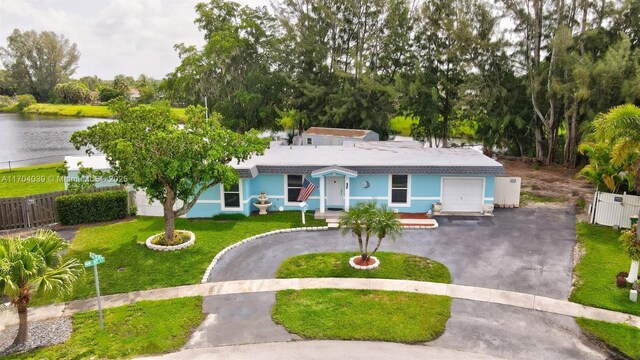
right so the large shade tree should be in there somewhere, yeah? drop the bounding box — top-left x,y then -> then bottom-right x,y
70,100 -> 269,240
0,230 -> 82,346
0,29 -> 80,101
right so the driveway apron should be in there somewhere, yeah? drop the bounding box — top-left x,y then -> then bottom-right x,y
189,208 -> 605,359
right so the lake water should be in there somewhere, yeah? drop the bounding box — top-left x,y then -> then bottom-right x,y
0,113 -> 110,168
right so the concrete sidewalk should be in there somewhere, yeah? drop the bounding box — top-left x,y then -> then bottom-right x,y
138,340 -> 504,360
2,278 -> 639,330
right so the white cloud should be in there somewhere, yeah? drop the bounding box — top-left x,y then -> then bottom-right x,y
0,0 -> 269,79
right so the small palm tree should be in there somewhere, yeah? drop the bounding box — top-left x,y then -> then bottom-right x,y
0,230 -> 83,345
593,104 -> 640,277
338,202 -> 376,261
369,205 -> 403,258
339,202 -> 401,263
593,104 -> 640,193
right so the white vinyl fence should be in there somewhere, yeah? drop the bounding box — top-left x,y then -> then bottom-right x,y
590,191 -> 640,229
494,177 -> 521,208
134,190 -> 184,217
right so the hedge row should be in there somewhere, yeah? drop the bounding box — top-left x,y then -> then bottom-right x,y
56,189 -> 128,225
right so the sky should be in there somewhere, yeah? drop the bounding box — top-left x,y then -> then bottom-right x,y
0,0 -> 269,80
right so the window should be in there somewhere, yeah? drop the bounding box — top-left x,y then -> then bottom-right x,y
223,182 -> 240,208
306,138 -> 313,145
287,175 -> 303,203
391,175 -> 408,204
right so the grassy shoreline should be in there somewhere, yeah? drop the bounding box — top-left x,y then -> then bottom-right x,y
1,103 -> 187,121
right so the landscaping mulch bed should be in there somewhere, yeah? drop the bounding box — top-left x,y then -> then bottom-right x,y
0,318 -> 71,356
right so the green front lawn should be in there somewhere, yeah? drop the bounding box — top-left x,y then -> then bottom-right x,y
570,223 -> 639,316
571,223 -> 640,357
58,212 -> 324,301
0,163 -> 64,197
577,318 -> 640,360
276,252 -> 451,283
272,289 -> 451,343
7,297 -> 204,360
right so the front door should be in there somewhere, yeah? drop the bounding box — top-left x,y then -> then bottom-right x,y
326,176 -> 344,208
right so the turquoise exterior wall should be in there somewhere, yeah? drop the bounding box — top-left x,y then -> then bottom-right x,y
185,173 -> 497,218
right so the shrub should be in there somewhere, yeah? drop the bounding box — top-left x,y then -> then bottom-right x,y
16,94 -> 36,111
56,189 -> 128,225
54,81 -> 92,104
0,95 -> 13,109
620,224 -> 640,261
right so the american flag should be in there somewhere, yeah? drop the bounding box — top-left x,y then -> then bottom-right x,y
297,177 -> 316,202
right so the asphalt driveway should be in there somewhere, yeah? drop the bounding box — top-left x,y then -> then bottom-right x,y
210,207 -> 575,299
189,208 -> 605,359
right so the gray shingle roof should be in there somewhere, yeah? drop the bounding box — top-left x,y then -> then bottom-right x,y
235,142 -> 505,178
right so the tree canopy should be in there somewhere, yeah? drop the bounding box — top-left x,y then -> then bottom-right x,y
0,29 -> 80,101
160,0 -> 640,164
70,100 -> 270,239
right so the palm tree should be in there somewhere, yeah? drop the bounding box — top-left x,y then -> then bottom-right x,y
369,205 -> 402,258
594,104 -> 640,281
338,202 -> 376,261
593,104 -> 640,193
339,202 -> 401,263
0,230 -> 83,345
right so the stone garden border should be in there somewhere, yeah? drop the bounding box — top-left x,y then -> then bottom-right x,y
349,255 -> 380,270
201,226 -> 330,283
146,230 -> 196,251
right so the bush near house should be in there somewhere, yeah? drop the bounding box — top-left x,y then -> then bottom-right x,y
56,189 -> 128,225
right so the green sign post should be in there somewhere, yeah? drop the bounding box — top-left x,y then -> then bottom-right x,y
84,252 -> 105,330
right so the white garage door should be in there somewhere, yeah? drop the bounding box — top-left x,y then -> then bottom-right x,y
441,178 -> 484,212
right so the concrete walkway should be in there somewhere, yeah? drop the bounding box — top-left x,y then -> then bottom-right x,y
139,340 -> 504,360
3,278 -> 639,330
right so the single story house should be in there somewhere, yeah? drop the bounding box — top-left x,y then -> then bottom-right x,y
65,142 -> 505,217
188,141 -> 504,217
302,127 -> 379,146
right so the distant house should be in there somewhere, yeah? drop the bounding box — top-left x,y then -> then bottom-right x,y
127,88 -> 141,100
302,127 -> 379,146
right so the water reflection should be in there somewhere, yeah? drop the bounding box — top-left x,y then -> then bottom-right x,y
0,113 -> 111,168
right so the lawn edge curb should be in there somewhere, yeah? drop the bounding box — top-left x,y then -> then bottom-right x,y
200,226 -> 331,283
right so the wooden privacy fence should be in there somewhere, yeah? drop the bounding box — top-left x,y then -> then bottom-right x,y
590,191 -> 640,229
0,186 -> 126,230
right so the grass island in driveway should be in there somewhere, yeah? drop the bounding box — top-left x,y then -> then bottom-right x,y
272,251 -> 452,343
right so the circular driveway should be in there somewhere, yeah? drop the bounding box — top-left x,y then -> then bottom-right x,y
211,208 -> 575,299
190,208 -> 605,360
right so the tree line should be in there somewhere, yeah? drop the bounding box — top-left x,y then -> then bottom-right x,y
0,29 -> 161,106
161,0 -> 640,167
2,1 -> 639,168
